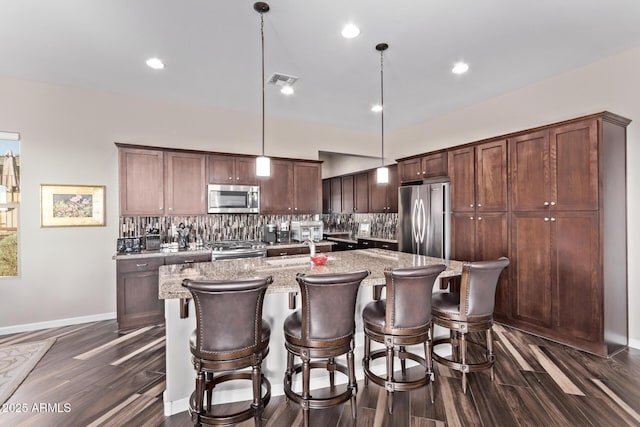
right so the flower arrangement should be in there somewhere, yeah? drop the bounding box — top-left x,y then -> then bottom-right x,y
52,194 -> 93,218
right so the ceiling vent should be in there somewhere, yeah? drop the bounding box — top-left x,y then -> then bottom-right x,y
268,73 -> 298,86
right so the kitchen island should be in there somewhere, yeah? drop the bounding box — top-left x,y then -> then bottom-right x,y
159,249 -> 463,416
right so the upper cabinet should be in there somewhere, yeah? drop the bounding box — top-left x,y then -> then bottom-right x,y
293,161 -> 322,213
165,152 -> 207,215
449,140 -> 508,213
118,147 -> 207,216
398,151 -> 448,182
207,154 -> 257,185
510,119 -> 598,212
119,147 -> 165,216
260,160 -> 322,214
342,172 -> 369,213
368,164 -> 399,213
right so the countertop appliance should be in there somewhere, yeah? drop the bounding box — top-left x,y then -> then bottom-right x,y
207,184 -> 260,214
290,220 -> 323,242
262,224 -> 277,244
398,178 -> 450,258
209,240 -> 267,260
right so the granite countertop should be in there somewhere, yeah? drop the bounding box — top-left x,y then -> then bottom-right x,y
113,240 -> 335,260
159,248 -> 463,299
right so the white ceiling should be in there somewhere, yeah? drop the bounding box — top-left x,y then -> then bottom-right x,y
2,0 -> 640,132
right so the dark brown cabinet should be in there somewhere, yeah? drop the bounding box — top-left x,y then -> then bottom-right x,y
449,140 -> 507,213
449,140 -> 509,318
398,151 -> 447,182
342,172 -> 369,213
116,257 -> 165,330
118,147 -> 164,216
116,252 -> 212,330
266,243 -> 332,257
165,152 -> 207,215
118,146 -> 207,216
293,161 -> 322,213
207,154 -> 257,185
358,238 -> 398,251
260,160 -> 322,214
368,164 -> 398,213
508,113 -> 629,356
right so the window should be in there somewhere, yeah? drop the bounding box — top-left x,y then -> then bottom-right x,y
0,131 -> 20,277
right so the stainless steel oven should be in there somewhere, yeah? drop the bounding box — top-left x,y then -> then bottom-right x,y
207,184 -> 260,214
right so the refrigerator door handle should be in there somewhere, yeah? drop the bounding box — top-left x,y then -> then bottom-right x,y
412,198 -> 426,247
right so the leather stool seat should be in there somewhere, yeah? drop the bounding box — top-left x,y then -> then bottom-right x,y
362,264 -> 445,414
182,276 -> 273,426
283,270 -> 369,427
431,257 -> 509,393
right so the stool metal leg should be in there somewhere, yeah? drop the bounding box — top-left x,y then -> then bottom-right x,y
363,335 -> 370,387
347,348 -> 357,419
461,333 -> 468,394
328,357 -> 336,388
386,342 -> 394,414
302,355 -> 311,427
487,327 -> 495,381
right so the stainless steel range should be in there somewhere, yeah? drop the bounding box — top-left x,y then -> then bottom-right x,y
209,240 -> 267,260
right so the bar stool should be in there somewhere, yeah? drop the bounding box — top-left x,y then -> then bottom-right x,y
431,257 -> 509,393
362,264 -> 446,413
283,270 -> 370,427
182,276 -> 273,426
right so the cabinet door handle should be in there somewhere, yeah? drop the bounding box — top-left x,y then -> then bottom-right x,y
550,201 -> 556,206
469,204 -> 474,208
416,172 -> 421,176
550,217 -> 556,222
544,217 -> 550,222
236,177 -> 240,180
478,217 -> 482,221
470,216 -> 474,220
544,201 -> 550,206
279,252 -> 288,256
136,263 -> 149,267
477,203 -> 482,207
183,260 -> 194,263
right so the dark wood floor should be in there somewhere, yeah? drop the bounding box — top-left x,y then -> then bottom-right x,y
1,320 -> 639,426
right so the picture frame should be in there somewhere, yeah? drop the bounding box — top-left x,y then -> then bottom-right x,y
40,184 -> 106,227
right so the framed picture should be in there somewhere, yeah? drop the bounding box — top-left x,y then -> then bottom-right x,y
40,184 -> 105,227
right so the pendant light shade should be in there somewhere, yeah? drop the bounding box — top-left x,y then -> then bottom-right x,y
375,43 -> 389,184
254,2 -> 271,177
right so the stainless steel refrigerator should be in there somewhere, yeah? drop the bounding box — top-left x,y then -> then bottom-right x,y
398,179 -> 450,258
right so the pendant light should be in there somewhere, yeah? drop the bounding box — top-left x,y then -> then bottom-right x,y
375,43 -> 389,184
255,2 -> 271,177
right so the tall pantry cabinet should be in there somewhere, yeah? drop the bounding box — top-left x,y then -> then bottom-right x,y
509,113 -> 629,356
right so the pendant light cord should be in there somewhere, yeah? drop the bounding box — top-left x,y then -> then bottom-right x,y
260,12 -> 265,157
380,49 -> 385,166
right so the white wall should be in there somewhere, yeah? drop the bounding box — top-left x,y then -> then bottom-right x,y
0,45 -> 638,346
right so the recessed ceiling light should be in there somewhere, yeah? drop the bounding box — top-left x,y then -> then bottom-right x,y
371,104 -> 382,113
280,85 -> 294,95
146,57 -> 165,70
341,23 -> 360,39
452,61 -> 469,74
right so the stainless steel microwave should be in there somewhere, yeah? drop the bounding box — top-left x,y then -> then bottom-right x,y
207,184 -> 260,214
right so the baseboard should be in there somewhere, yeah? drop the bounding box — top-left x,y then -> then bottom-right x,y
629,338 -> 640,350
0,312 -> 117,336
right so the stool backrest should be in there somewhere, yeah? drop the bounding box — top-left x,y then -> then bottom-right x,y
385,264 -> 446,331
295,270 -> 369,342
460,257 -> 510,319
182,276 -> 272,355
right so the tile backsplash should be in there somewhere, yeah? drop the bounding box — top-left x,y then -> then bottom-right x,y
119,213 -> 397,242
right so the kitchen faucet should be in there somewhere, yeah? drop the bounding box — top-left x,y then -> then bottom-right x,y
305,237 -> 316,257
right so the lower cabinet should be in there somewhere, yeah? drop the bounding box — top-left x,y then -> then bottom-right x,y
116,258 -> 165,330
358,238 -> 398,251
116,253 -> 211,330
266,243 -> 332,257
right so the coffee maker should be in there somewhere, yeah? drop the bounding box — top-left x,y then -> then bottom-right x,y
262,224 -> 277,244
276,222 -> 290,244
